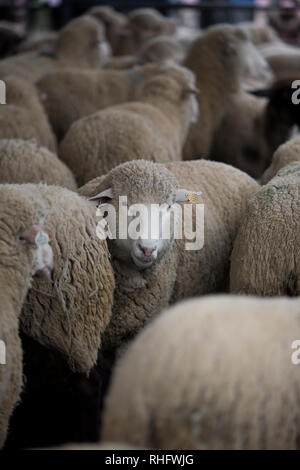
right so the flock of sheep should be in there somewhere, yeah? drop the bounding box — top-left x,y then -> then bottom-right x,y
0,5 -> 299,451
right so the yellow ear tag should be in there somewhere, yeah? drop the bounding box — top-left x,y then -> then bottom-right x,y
186,193 -> 200,203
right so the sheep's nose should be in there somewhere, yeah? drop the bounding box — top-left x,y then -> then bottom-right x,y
138,244 -> 156,257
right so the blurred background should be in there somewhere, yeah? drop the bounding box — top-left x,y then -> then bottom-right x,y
1,1 -> 300,45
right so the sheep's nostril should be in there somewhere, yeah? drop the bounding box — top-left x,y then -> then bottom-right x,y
138,244 -> 156,257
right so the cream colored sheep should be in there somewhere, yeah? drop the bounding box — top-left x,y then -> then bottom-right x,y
230,162 -> 300,296
0,16 -> 108,83
59,63 -> 199,186
0,76 -> 57,152
37,63 -> 165,141
102,295 -> 300,450
79,159 -> 259,359
88,5 -> 126,54
0,139 -> 76,189
103,35 -> 184,70
20,184 -> 115,373
0,185 -> 54,448
114,8 -> 176,56
183,24 -> 272,159
261,136 -> 300,184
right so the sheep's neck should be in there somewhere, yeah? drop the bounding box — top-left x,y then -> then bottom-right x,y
184,46 -> 241,104
142,96 -> 186,146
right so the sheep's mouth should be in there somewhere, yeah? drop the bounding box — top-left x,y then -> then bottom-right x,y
131,253 -> 155,269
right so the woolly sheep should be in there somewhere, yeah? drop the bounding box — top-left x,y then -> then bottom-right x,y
230,162 -> 300,296
240,22 -> 278,45
261,136 -> 300,184
20,184 -> 115,373
79,159 -> 259,358
59,63 -> 199,186
103,35 -> 184,70
0,185 -> 54,448
0,76 -> 57,152
114,8 -> 176,56
88,5 -> 126,54
209,87 -> 299,179
0,16 -> 108,83
0,139 -> 76,189
102,295 -> 300,450
183,24 -> 272,159
37,63 -> 165,141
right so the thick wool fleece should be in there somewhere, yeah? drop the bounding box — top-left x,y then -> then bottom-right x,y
0,139 -> 76,189
79,159 -> 259,357
0,77 -> 57,152
0,16 -> 106,82
59,64 -> 197,186
183,24 -> 257,159
230,162 -> 300,295
261,136 -> 300,184
102,295 -> 300,450
21,184 -> 115,373
37,68 -> 138,141
0,185 -> 50,448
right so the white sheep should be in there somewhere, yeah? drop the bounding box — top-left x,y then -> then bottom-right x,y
102,294 -> 300,450
59,63 -> 199,186
79,158 -> 259,359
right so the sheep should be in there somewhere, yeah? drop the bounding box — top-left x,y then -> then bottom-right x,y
182,24 -> 272,159
59,63 -> 199,186
239,22 -> 278,45
209,83 -> 300,179
230,162 -> 300,296
0,185 -> 54,448
20,183 -> 115,373
0,16 -> 108,83
0,139 -> 76,189
103,35 -> 184,70
0,76 -> 57,152
37,63 -> 166,142
88,5 -> 127,54
113,8 -> 176,57
102,294 -> 300,450
261,136 -> 300,184
78,159 -> 259,359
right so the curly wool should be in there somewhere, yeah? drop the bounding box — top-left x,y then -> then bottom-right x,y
261,136 -> 300,184
102,295 -> 300,450
230,162 -> 300,295
79,159 -> 259,356
59,64 -> 197,186
0,76 -> 57,152
21,184 -> 115,373
0,139 -> 76,189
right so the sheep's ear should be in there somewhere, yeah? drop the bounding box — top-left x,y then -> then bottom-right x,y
20,225 -> 54,246
181,86 -> 199,99
88,188 -> 113,207
175,189 -> 202,203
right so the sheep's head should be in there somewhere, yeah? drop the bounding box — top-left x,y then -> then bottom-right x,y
0,185 -> 54,307
135,62 -> 199,126
89,161 -> 200,270
204,24 -> 272,86
57,15 -> 110,67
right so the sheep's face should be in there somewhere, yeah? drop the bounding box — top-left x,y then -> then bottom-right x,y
89,161 -> 201,270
